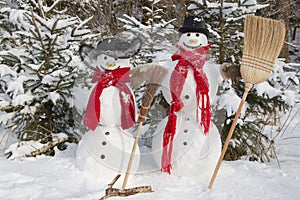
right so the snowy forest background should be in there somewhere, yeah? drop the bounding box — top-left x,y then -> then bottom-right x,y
0,0 -> 299,164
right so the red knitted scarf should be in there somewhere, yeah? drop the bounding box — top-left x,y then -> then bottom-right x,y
161,44 -> 211,174
83,67 -> 136,130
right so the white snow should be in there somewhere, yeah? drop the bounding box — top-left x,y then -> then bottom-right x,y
4,141 -> 44,160
6,75 -> 30,98
0,105 -> 299,199
47,91 -> 61,104
11,93 -> 33,106
216,87 -> 248,117
41,75 -> 59,85
254,82 -> 282,98
0,64 -> 16,77
0,112 -> 15,125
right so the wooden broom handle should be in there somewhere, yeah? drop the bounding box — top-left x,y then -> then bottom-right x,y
208,84 -> 252,190
122,121 -> 143,189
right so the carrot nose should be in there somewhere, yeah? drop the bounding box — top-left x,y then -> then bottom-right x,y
106,62 -> 115,67
189,39 -> 198,44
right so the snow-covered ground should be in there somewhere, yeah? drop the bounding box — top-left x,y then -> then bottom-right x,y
0,104 -> 299,200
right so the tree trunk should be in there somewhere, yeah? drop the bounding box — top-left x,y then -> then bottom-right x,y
278,0 -> 290,62
218,0 -> 225,64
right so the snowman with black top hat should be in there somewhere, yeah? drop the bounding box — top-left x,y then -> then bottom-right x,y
152,16 -> 222,177
76,37 -> 143,181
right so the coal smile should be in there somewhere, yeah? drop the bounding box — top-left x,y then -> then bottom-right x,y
183,42 -> 201,49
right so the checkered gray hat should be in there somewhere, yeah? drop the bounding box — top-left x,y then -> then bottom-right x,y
79,37 -> 142,69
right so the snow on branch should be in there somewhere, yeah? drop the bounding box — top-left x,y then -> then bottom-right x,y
4,133 -> 69,160
43,0 -> 62,13
119,14 -> 148,29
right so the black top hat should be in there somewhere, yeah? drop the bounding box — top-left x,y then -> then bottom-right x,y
179,16 -> 209,37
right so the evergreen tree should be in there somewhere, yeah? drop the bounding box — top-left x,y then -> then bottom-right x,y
0,0 -> 92,153
118,0 -> 177,63
215,61 -> 299,161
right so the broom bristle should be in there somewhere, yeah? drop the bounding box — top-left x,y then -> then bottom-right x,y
139,65 -> 167,122
241,14 -> 286,85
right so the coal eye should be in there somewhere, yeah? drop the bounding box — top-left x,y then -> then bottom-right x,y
104,56 -> 107,60
187,33 -> 191,37
196,33 -> 200,37
114,58 -> 118,61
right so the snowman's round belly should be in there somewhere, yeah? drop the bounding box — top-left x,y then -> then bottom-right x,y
152,113 -> 221,177
76,126 -> 140,181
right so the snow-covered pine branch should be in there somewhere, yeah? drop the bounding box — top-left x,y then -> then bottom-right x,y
0,0 -> 96,155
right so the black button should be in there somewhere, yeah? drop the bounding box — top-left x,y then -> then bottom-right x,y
100,154 -> 105,159
184,95 -> 189,100
183,142 -> 187,146
184,129 -> 188,133
185,117 -> 190,121
105,132 -> 110,135
102,141 -> 107,146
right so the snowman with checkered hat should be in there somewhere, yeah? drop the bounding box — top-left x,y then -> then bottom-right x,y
76,37 -> 142,181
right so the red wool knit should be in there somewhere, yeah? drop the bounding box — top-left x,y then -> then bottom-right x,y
83,67 -> 136,130
161,44 -> 212,174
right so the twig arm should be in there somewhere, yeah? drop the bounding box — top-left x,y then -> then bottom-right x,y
108,174 -> 121,188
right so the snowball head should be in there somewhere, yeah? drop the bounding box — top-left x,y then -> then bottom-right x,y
96,54 -> 131,71
178,32 -> 208,51
76,126 -> 140,181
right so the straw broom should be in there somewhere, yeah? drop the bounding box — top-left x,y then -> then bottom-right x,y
208,15 -> 286,190
122,64 -> 168,189
100,64 -> 167,199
